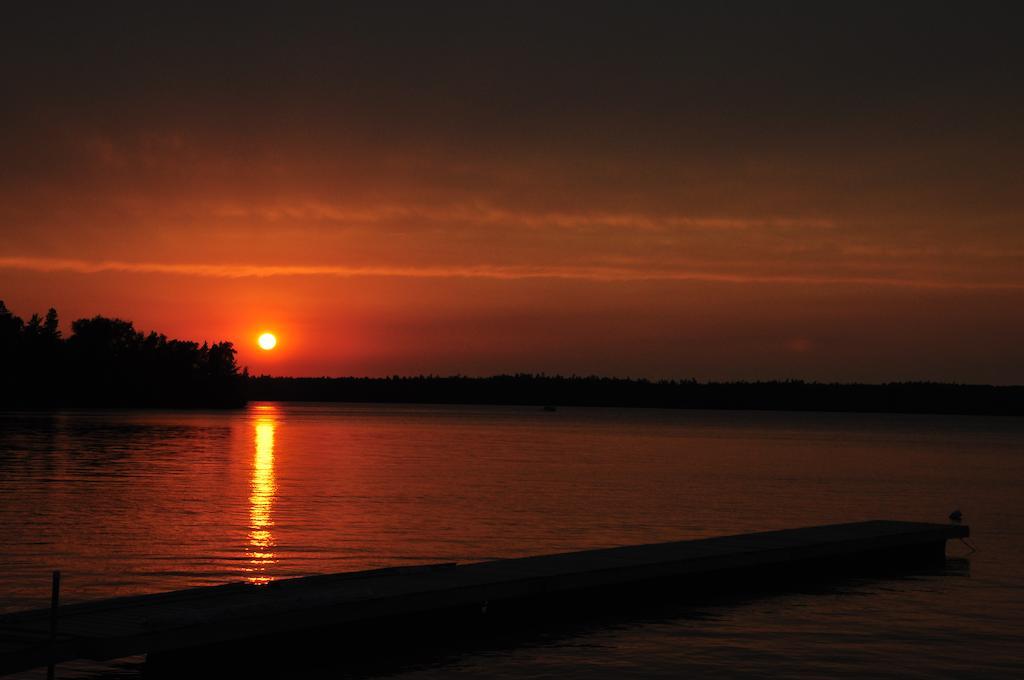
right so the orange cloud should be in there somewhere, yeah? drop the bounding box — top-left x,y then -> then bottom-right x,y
2,256 -> 1022,290
210,200 -> 836,232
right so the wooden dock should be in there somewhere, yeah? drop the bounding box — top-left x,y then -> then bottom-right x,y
0,520 -> 968,676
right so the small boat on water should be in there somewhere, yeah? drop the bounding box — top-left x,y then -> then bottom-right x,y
542,405 -> 557,412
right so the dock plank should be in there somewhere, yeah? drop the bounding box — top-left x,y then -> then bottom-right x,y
0,520 -> 968,676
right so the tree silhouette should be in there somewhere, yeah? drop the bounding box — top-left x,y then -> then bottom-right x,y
1,300 -> 1021,415
246,374 -> 1024,416
0,302 -> 245,408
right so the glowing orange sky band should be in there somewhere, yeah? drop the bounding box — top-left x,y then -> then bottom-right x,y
2,256 -> 1022,290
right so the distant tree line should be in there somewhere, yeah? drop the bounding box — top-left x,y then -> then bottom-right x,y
3,300 -> 1021,415
0,301 -> 246,408
248,374 -> 1024,416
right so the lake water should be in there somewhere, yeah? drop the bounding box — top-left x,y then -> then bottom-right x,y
1,403 -> 1022,677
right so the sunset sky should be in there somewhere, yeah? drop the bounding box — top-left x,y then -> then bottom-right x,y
2,4 -> 1022,382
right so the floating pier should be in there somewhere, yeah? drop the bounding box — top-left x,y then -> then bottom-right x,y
0,520 -> 968,676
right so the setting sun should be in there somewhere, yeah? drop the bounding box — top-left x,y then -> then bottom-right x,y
258,333 -> 277,351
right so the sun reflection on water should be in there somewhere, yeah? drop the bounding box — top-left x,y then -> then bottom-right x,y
246,408 -> 277,584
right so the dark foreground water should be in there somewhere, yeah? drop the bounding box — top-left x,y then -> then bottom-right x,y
1,403 -> 1022,677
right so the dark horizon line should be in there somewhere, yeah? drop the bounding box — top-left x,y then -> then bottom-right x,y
246,375 -> 1024,417
251,373 -> 1024,389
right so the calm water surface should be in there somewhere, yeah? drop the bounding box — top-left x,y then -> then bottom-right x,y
1,403 -> 1022,677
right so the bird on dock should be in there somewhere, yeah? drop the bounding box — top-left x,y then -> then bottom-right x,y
949,509 -> 963,524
